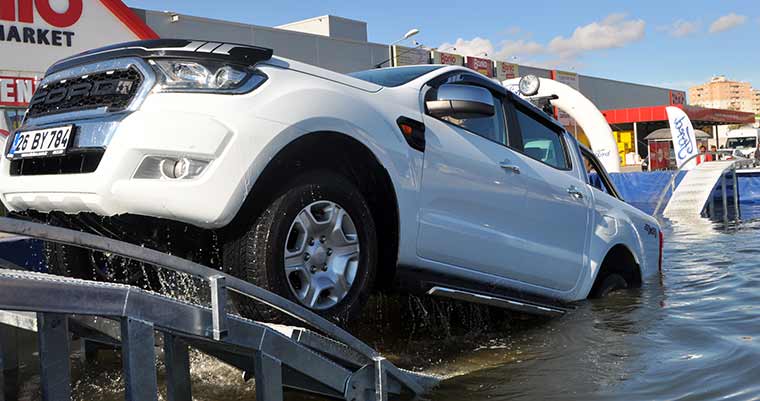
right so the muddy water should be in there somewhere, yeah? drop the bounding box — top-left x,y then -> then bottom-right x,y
430,218 -> 760,400
10,217 -> 760,400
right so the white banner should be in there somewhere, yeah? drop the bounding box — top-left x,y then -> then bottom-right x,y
666,106 -> 698,170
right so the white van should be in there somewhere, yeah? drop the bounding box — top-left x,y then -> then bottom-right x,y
724,128 -> 760,158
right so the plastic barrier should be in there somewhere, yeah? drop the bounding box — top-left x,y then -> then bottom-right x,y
606,172 -> 686,215
738,173 -> 760,205
738,172 -> 760,220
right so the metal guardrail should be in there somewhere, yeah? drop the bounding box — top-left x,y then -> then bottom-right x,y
0,217 -> 435,401
653,157 -> 750,221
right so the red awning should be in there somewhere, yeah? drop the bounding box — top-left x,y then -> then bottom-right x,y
602,104 -> 755,125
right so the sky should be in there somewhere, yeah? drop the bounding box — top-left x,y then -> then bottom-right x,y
123,0 -> 760,91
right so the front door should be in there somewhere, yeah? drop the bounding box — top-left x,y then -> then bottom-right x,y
417,77 -> 535,281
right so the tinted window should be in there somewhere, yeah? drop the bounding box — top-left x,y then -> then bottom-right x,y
514,107 -> 569,169
440,96 -> 506,145
581,148 -> 622,200
349,65 -> 442,87
726,137 -> 756,148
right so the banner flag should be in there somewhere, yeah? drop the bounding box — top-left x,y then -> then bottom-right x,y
666,106 -> 698,170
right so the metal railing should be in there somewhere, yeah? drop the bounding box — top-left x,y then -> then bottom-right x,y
0,217 -> 432,401
652,156 -> 750,221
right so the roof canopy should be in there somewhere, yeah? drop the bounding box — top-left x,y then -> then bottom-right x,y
603,104 -> 755,125
644,128 -> 711,141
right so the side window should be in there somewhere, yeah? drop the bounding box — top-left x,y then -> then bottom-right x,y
581,148 -> 622,200
514,106 -> 570,170
440,95 -> 506,145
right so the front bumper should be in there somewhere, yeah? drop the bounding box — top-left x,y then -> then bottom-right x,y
0,109 -> 286,228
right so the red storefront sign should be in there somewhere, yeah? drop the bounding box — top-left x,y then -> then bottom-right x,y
669,90 -> 685,105
439,52 -> 458,65
465,56 -> 493,77
0,76 -> 38,107
0,0 -> 83,28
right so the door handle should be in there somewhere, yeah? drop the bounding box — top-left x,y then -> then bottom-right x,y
499,162 -> 521,174
567,185 -> 584,199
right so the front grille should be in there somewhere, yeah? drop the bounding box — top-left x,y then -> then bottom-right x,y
10,151 -> 104,176
27,68 -> 143,118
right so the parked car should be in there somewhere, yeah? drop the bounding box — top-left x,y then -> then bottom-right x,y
0,40 -> 663,323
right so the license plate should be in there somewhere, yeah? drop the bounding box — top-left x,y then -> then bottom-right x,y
7,125 -> 73,159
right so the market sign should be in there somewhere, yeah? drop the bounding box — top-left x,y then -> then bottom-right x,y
0,0 -> 157,73
0,75 -> 38,107
431,51 -> 462,66
391,45 -> 430,67
669,90 -> 685,105
495,61 -> 518,80
465,56 -> 492,77
552,70 -> 579,127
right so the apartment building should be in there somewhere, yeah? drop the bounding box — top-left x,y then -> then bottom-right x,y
689,76 -> 760,114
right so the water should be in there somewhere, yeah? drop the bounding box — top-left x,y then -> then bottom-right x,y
7,216 -> 760,400
429,218 -> 760,400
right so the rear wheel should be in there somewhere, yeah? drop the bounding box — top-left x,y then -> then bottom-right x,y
223,171 -> 377,325
590,273 -> 628,298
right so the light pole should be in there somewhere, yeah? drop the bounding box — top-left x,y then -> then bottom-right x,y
386,28 -> 420,68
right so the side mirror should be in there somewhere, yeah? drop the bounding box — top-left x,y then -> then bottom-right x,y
426,84 -> 495,119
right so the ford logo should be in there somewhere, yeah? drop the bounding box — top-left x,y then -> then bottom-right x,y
29,79 -> 134,108
673,116 -> 694,161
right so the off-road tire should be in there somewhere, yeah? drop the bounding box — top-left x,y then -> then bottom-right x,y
223,170 -> 378,325
590,273 -> 628,298
43,242 -> 157,287
44,242 -> 92,279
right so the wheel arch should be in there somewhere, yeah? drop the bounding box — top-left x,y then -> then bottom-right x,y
589,243 -> 643,297
223,131 -> 402,289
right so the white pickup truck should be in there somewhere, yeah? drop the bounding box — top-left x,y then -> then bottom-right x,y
0,40 -> 663,323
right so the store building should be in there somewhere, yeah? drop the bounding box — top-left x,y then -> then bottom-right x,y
1,0 -> 711,168
602,104 -> 756,166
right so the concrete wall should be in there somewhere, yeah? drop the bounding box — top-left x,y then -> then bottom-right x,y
141,10 -> 388,73
277,15 -> 368,42
579,75 -> 673,110
276,16 -> 331,38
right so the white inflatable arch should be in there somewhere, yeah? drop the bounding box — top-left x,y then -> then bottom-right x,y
503,78 -> 620,173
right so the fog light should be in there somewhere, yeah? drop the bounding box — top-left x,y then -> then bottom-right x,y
161,158 -> 188,179
133,156 -> 210,180
519,75 -> 540,96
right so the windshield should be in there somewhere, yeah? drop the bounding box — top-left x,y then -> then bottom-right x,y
726,137 -> 756,149
349,65 -> 443,87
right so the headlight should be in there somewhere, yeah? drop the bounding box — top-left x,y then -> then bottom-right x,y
150,59 -> 266,93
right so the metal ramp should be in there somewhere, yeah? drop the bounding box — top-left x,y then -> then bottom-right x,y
663,160 -> 745,222
0,217 -> 438,401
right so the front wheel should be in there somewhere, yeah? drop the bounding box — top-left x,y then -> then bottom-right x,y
223,171 -> 378,324
44,242 -> 153,286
